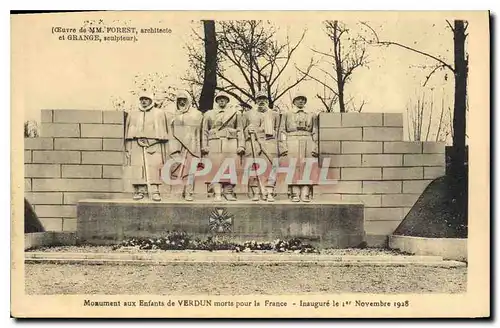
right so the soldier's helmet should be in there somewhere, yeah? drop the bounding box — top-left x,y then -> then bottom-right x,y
138,91 -> 154,101
255,90 -> 268,101
214,91 -> 230,103
176,89 -> 190,101
292,92 -> 308,104
153,91 -> 168,106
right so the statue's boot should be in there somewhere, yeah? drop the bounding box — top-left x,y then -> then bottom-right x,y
132,192 -> 144,201
250,186 -> 260,201
213,183 -> 223,202
266,186 -> 275,202
223,184 -> 237,201
132,185 -> 145,201
301,185 -> 311,202
290,185 -> 300,202
151,185 -> 161,202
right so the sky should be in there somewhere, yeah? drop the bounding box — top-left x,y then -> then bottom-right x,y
12,11 -> 463,143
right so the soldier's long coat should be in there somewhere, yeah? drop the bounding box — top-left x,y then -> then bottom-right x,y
166,99 -> 203,193
241,107 -> 284,188
280,106 -> 320,185
124,106 -> 169,186
201,105 -> 244,186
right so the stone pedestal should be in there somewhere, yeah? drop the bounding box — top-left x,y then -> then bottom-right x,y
76,200 -> 365,248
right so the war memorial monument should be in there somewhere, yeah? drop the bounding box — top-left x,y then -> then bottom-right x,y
24,91 -> 447,249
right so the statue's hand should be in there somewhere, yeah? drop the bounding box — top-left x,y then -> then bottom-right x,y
236,147 -> 245,155
137,138 -> 149,147
311,146 -> 319,158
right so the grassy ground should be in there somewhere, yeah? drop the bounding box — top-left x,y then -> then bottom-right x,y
25,263 -> 466,295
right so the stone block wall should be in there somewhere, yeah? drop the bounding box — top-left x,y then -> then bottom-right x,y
24,110 -> 446,248
317,113 -> 446,246
24,110 -> 125,232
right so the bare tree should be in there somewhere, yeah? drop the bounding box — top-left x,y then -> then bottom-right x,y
184,20 -> 315,109
110,72 -> 177,111
363,20 -> 468,179
315,73 -> 338,112
132,72 -> 177,100
110,96 -> 127,111
197,20 -> 217,112
186,84 -> 201,110
406,92 -> 451,142
298,21 -> 368,112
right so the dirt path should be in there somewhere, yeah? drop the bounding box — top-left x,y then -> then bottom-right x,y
25,263 -> 467,295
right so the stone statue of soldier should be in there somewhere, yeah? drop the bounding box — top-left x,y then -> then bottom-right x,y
124,92 -> 169,201
166,90 -> 203,201
201,92 -> 245,202
154,92 -> 167,110
281,92 -> 319,202
241,91 -> 285,202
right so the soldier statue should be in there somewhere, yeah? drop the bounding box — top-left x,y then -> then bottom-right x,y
201,92 -> 245,201
281,92 -> 319,202
165,90 -> 203,201
124,92 -> 169,201
241,91 -> 285,202
153,92 -> 167,110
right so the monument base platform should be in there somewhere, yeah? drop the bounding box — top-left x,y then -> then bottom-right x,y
76,199 -> 365,248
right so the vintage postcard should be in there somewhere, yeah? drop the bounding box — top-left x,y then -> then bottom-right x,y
11,10 -> 490,318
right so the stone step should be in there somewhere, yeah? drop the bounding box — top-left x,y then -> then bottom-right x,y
25,251 -> 457,265
25,258 -> 465,268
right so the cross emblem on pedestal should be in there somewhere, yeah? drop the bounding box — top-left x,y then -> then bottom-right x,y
208,208 -> 233,233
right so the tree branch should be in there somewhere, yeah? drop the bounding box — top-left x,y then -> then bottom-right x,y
218,36 -> 254,95
445,20 -> 455,32
269,29 -> 307,87
316,94 -> 330,111
275,59 -> 315,101
378,40 -> 455,72
296,65 -> 337,95
316,66 -> 338,83
422,64 -> 446,87
361,21 -> 454,72
356,99 -> 366,113
425,97 -> 434,141
360,21 -> 379,43
342,46 -> 366,84
311,48 -> 336,60
216,69 -> 254,100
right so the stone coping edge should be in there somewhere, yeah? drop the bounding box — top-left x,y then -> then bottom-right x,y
76,199 -> 364,206
390,235 -> 467,241
388,235 -> 467,262
26,251 -> 444,262
24,257 -> 466,268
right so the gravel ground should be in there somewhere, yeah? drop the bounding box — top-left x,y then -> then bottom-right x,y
25,263 -> 466,295
26,245 -> 408,256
